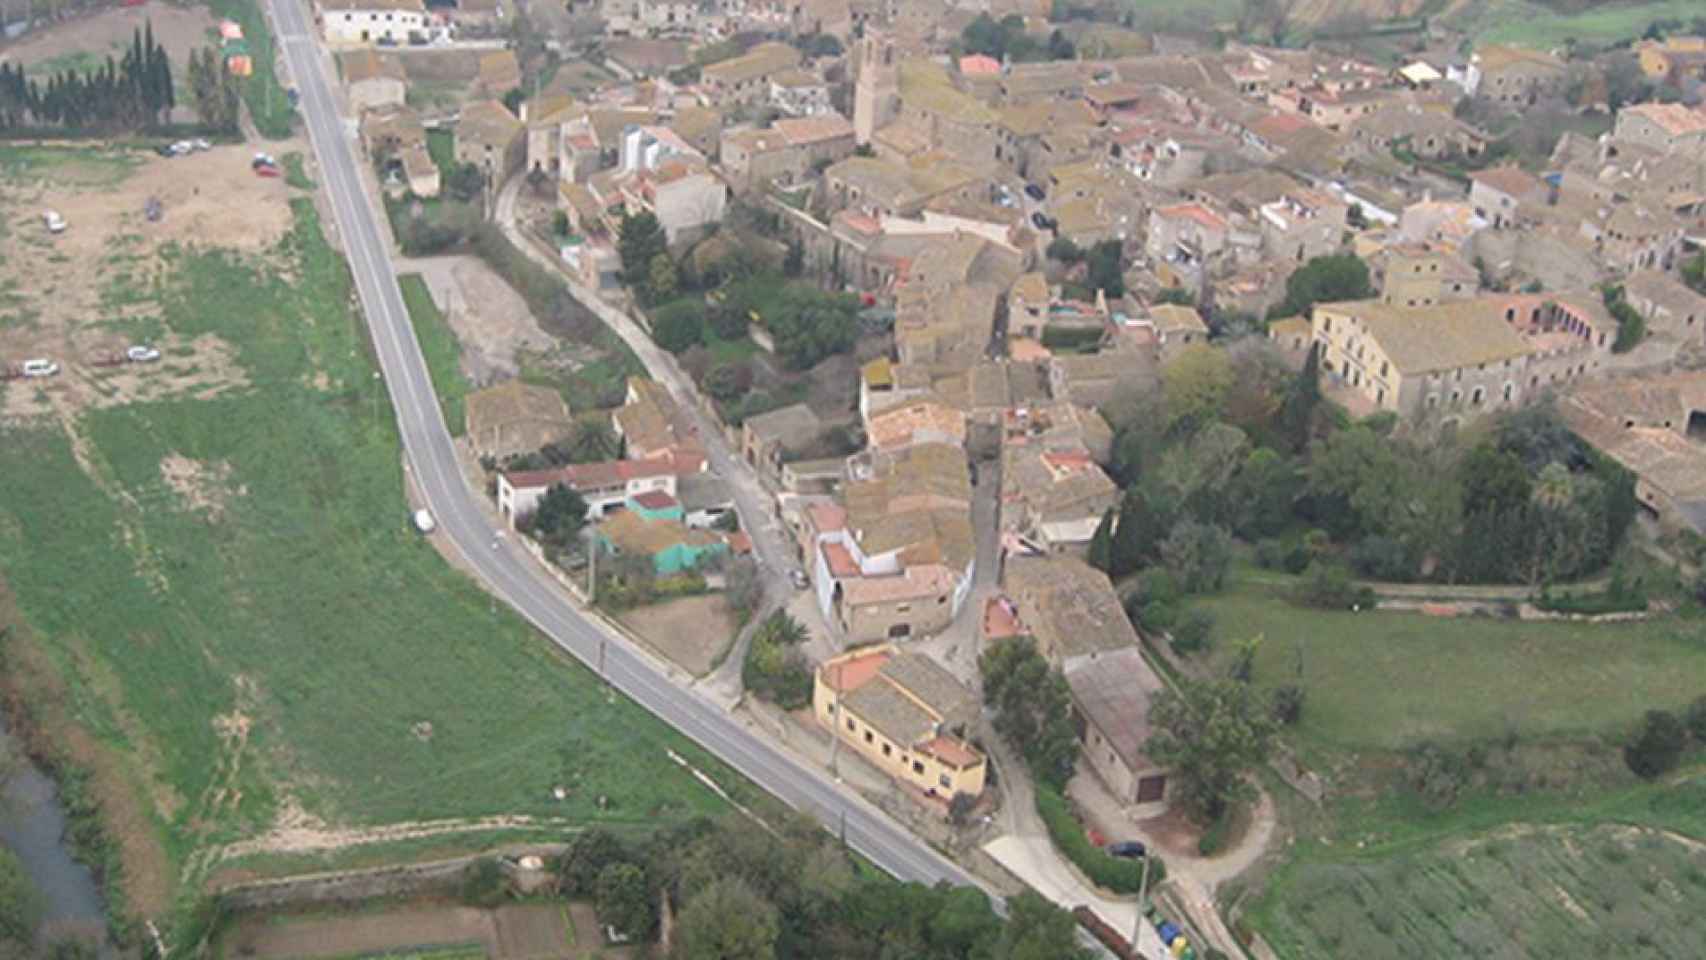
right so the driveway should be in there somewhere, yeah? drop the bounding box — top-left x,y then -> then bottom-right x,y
492,175 -> 793,700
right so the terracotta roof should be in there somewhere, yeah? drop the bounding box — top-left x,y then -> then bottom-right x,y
631,490 -> 678,510
599,509 -> 721,555
773,113 -> 855,146
1156,202 -> 1229,232
959,54 -> 1001,76
1005,554 -> 1138,662
1314,298 -> 1534,375
458,99 -> 522,149
703,42 -> 799,86
822,541 -> 861,578
1621,102 -> 1706,138
1470,165 -> 1542,199
867,400 -> 967,452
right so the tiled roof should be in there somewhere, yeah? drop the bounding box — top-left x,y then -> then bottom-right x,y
1005,554 -> 1139,662
703,42 -> 799,85
1065,646 -> 1164,773
1314,298 -> 1534,375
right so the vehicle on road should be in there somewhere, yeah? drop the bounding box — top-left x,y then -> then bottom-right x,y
413,509 -> 437,533
155,143 -> 176,157
42,210 -> 65,233
1025,183 -> 1046,201
1106,841 -> 1147,859
126,345 -> 161,363
171,139 -> 194,156
22,359 -> 60,378
789,568 -> 809,589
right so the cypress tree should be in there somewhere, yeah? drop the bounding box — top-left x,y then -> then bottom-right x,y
1087,508 -> 1115,573
1110,485 -> 1159,577
1278,342 -> 1322,454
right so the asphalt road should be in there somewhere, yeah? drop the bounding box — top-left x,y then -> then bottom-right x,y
268,0 -> 976,892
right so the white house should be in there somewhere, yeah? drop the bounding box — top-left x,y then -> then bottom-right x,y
316,0 -> 429,47
496,459 -> 678,527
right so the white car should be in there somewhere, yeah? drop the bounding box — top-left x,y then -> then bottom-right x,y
171,140 -> 194,156
190,138 -> 211,151
42,210 -> 66,233
21,359 -> 59,378
127,345 -> 161,363
413,509 -> 437,533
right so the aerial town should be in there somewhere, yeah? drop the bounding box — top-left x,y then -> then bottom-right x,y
1,0 -> 1705,958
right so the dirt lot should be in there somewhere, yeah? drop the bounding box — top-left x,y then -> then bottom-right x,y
399,254 -> 552,386
2,4 -> 216,76
0,140 -> 307,423
403,49 -> 484,114
225,901 -> 627,959
619,594 -> 738,676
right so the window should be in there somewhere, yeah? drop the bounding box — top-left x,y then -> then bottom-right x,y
1503,383 -> 1513,402
912,761 -> 925,774
1471,387 -> 1484,406
846,717 -> 855,731
864,730 -> 874,744
882,743 -> 892,757
939,774 -> 952,789
895,603 -> 910,613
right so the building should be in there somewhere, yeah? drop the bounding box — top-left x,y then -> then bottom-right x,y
613,377 -> 702,462
1635,36 -> 1706,85
496,457 -> 680,526
597,500 -> 729,574
1472,44 -> 1566,105
1613,102 -> 1706,154
1469,166 -> 1545,229
1001,446 -> 1119,553
701,42 -> 802,106
1066,646 -> 1169,806
476,49 -> 522,97
813,644 -> 987,798
455,100 -> 525,181
1148,303 -> 1209,361
315,0 -> 428,47
719,113 -> 856,190
339,49 -> 405,113
1375,243 -> 1479,307
770,68 -> 833,117
464,380 -> 573,460
522,94 -> 579,177
1001,554 -> 1137,665
1309,297 -> 1615,421
399,142 -> 440,198
1349,103 -> 1487,160
1560,375 -> 1706,532
1258,189 -> 1347,263
1624,270 -> 1706,340
742,403 -> 824,481
866,399 -> 966,455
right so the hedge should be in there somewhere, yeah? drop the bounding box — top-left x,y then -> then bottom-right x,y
1035,785 -> 1164,893
1039,324 -> 1105,351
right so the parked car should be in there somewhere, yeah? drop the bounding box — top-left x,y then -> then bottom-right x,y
1025,183 -> 1046,201
413,509 -> 437,534
155,143 -> 176,157
126,345 -> 161,363
42,210 -> 65,233
190,138 -> 212,151
1030,212 -> 1056,230
1106,841 -> 1147,859
789,568 -> 809,590
170,140 -> 194,155
22,359 -> 60,378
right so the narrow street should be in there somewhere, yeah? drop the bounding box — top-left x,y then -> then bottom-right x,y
492,175 -> 793,701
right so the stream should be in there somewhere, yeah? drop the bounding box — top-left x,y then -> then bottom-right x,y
0,714 -> 112,954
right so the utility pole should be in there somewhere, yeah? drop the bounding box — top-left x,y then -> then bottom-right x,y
1133,850 -> 1153,956
828,665 -> 842,778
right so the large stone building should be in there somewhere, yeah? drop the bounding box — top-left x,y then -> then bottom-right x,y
813,644 -> 987,798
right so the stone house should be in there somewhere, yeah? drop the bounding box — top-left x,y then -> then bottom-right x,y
455,100 -> 525,180
1472,44 -> 1566,105
742,403 -> 824,481
814,644 -> 987,798
464,380 -> 573,460
701,42 -> 802,106
339,49 -> 405,113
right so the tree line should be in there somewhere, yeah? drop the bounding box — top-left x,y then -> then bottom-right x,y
0,24 -> 173,133
556,813 -> 1097,960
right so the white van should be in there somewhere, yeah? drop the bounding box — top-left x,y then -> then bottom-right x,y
22,359 -> 60,378
413,509 -> 437,533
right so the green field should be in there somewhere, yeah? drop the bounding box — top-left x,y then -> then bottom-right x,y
283,152 -> 315,190
398,273 -> 470,436
1194,577 -> 1706,752
1255,812 -> 1706,960
426,129 -> 456,178
0,195 -> 729,908
1448,0 -> 1704,47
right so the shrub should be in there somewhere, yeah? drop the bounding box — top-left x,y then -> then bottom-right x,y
1035,786 -> 1164,893
1625,709 -> 1688,779
651,298 -> 706,354
1295,562 -> 1375,610
1039,325 -> 1105,351
1197,811 -> 1233,856
742,611 -> 812,708
1688,696 -> 1706,742
1272,684 -> 1306,726
459,858 -> 508,907
1171,608 -> 1215,654
1348,535 -> 1411,581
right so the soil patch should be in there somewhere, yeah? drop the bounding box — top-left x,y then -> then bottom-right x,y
224,900 -> 629,960
399,255 -> 551,386
618,594 -> 737,677
3,4 -> 216,82
160,453 -> 245,521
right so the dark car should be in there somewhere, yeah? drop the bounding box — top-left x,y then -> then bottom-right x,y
154,143 -> 176,157
1024,183 -> 1046,201
1030,211 -> 1053,230
1106,841 -> 1147,859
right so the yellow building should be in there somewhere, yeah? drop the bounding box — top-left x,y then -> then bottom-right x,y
813,645 -> 986,799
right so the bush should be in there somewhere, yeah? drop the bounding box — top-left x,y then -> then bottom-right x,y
651,298 -> 706,354
742,611 -> 812,708
1272,684 -> 1306,726
702,361 -> 753,404
1171,608 -> 1215,654
1688,696 -> 1706,742
1348,535 -> 1411,581
1197,811 -> 1233,856
1625,709 -> 1688,780
1295,562 -> 1375,610
1035,786 -> 1163,893
1039,325 -> 1105,351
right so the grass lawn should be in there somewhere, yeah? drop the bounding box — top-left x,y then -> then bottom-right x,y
209,0 -> 295,139
0,199 -> 730,911
520,346 -> 644,413
1450,0 -> 1705,47
704,329 -> 759,366
426,129 -> 456,178
1193,575 -> 1706,752
1253,811 -> 1706,960
0,144 -> 139,187
398,273 -> 470,436
283,152 -> 315,190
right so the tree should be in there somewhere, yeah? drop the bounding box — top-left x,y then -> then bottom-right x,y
1229,447 -> 1301,540
980,637 -> 1079,789
1085,240 -> 1125,298
1686,695 -> 1706,743
1625,709 -> 1688,780
559,829 -> 633,895
1046,29 -> 1076,62
527,483 -> 588,555
1273,254 -> 1373,320
502,86 -> 525,115
649,253 -> 680,304
1086,508 -> 1115,573
783,239 -> 804,277
702,361 -> 753,403
673,876 -> 780,960
1154,421 -> 1249,524
1276,343 -> 1322,453
1046,236 -> 1083,263
0,846 -> 42,949
445,162 -> 486,202
596,862 -> 655,941
1110,485 -> 1163,577
1001,892 -> 1095,960
1159,520 -> 1233,594
652,298 -> 706,353
1161,344 -> 1233,436
1146,675 -> 1277,822
619,211 -> 669,301
1683,251 -> 1706,295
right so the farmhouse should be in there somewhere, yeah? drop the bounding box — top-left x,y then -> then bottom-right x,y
315,0 -> 429,47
